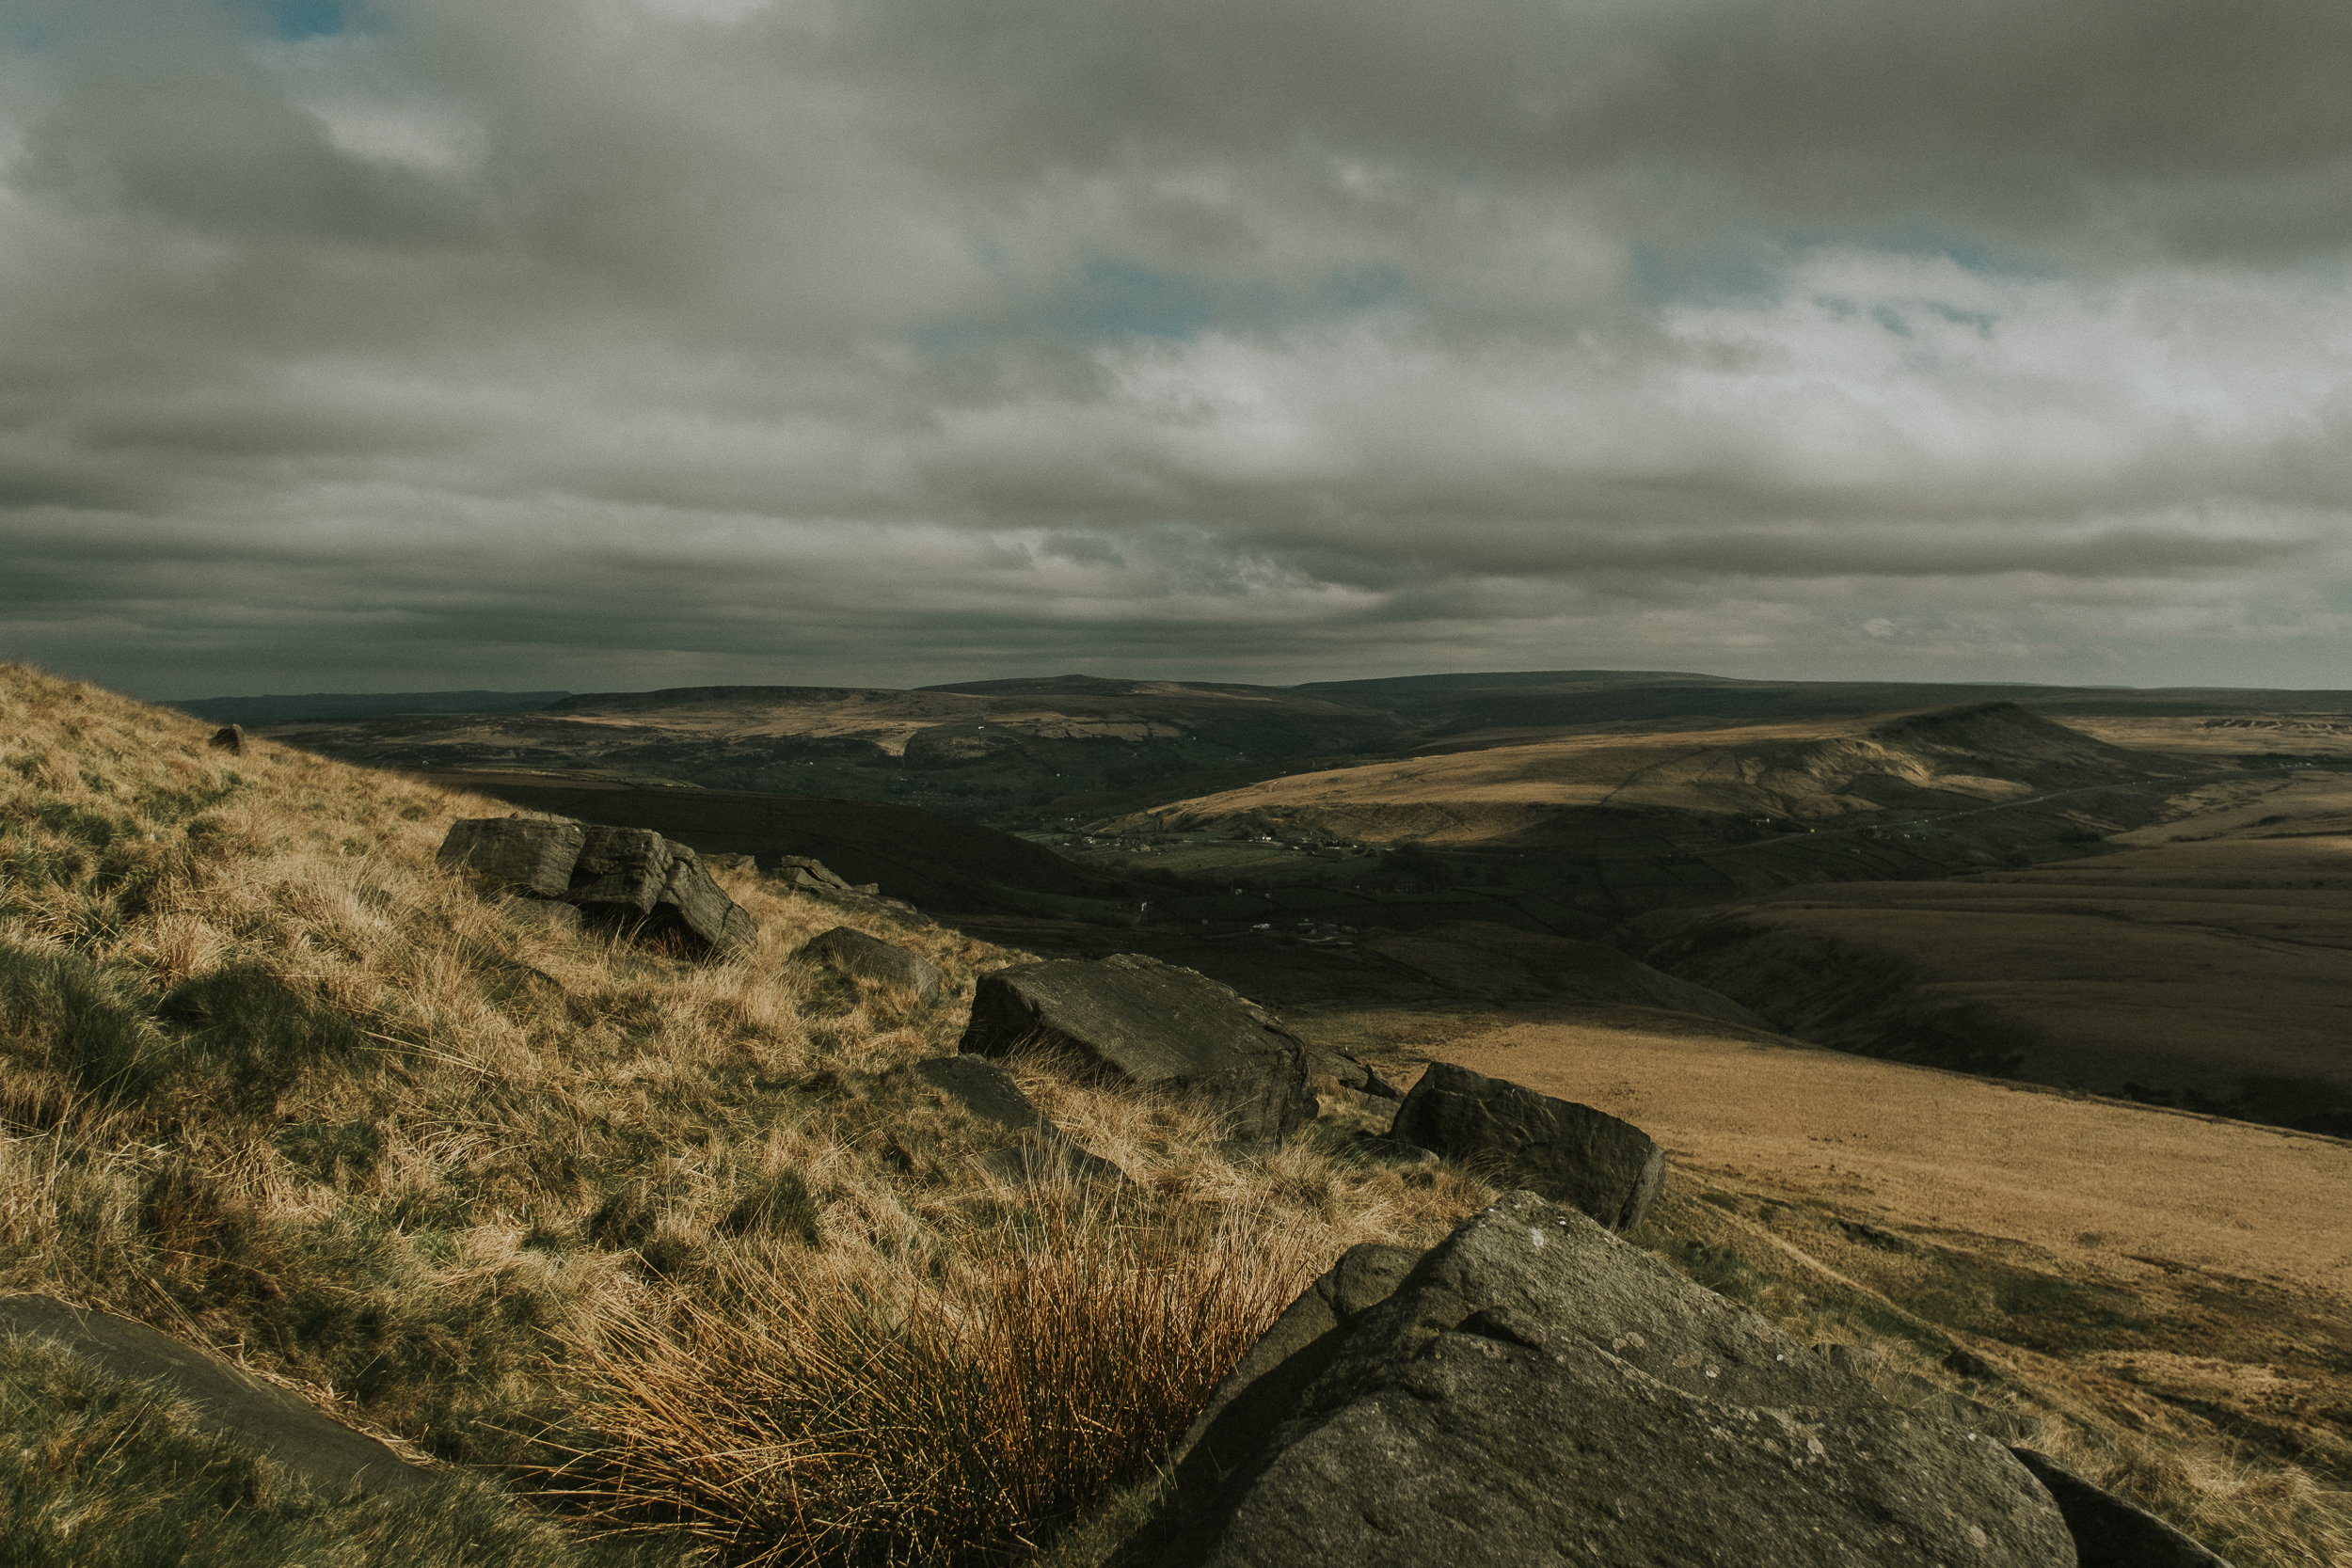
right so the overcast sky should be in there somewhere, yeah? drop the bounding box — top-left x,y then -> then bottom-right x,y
6,0 -> 2352,698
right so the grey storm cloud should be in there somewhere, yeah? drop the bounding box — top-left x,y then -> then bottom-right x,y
2,0 -> 2350,696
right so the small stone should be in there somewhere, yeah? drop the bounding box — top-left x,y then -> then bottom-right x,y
801,927 -> 942,1004
914,1053 -> 1044,1132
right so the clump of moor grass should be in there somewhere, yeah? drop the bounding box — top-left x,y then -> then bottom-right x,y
548,1180 -> 1321,1566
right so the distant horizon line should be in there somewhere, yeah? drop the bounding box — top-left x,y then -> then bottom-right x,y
156,667 -> 2220,706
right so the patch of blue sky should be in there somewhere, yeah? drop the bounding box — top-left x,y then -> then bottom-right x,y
913,254 -> 1417,359
1788,218 -> 2053,282
1066,261 -> 1217,341
1638,215 -> 2055,312
240,0 -> 353,40
1922,300 -> 1996,339
0,4 -> 61,51
1628,242 -> 1779,307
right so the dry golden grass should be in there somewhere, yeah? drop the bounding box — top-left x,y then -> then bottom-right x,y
1391,1014 -> 2352,1291
2061,712 -> 2352,763
545,1183 -> 1323,1566
0,662 -> 1488,1564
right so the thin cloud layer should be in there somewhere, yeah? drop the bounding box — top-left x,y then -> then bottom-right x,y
3,0 -> 2349,695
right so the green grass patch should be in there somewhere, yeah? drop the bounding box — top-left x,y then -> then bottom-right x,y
0,940 -> 177,1110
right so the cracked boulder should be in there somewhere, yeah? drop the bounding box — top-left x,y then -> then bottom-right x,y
959,954 -> 1310,1143
436,816 -> 755,958
1162,1191 -> 2076,1568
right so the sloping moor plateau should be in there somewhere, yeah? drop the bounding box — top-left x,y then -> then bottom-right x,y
1150,702 -> 2169,845
1631,769 -> 2352,1134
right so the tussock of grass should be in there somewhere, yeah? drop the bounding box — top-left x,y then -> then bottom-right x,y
549,1183 -> 1317,1566
2036,1426 -> 2352,1568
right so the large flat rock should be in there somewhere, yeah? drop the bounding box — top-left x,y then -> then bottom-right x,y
435,816 -> 755,958
436,817 -> 585,899
959,954 -> 1311,1142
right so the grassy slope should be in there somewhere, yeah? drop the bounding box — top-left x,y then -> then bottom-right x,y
0,664 -> 1488,1565
2,663 -> 2342,1565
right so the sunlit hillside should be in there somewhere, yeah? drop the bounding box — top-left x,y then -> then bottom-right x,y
1,663 -> 2344,1567
0,663 -> 1486,1564
1149,703 -> 2167,845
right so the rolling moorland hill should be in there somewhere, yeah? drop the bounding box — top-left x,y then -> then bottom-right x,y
216,668 -> 2352,839
4,664 -> 2349,1562
37,667 -> 2352,1560
1294,668 -> 2352,748
1067,701 -> 2224,935
1146,701 -> 2167,842
245,679 -> 1406,829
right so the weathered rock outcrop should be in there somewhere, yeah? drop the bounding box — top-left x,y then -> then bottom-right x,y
439,817 -> 588,899
436,816 -> 756,958
0,1294 -> 432,1497
800,927 -> 942,1004
1306,1045 -> 1399,1101
206,723 -> 246,755
1392,1060 -> 1664,1230
959,954 -> 1310,1142
1163,1192 -> 2076,1568
1171,1242 -> 1422,1492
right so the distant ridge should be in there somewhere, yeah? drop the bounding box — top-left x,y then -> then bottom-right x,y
915,674 -> 1300,699
167,689 -> 570,724
544,686 -> 905,711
